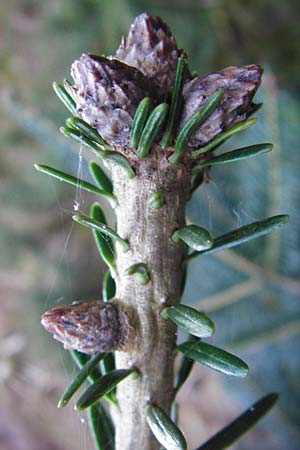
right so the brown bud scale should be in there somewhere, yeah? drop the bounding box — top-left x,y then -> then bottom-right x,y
180,64 -> 263,148
41,300 -> 130,354
71,54 -> 156,147
114,13 -> 181,98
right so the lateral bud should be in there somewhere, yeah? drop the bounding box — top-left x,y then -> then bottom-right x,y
41,300 -> 132,354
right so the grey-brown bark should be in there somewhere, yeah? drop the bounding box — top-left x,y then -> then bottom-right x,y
110,148 -> 191,450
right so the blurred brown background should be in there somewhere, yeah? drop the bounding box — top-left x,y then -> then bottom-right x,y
0,1 -> 300,449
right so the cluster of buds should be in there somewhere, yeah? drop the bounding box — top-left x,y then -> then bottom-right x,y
71,13 -> 262,156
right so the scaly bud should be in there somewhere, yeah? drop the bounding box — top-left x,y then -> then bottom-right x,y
41,300 -> 131,354
179,64 -> 263,148
115,13 -> 182,97
71,54 -> 156,147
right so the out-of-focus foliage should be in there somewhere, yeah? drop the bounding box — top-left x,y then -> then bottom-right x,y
0,1 -> 299,449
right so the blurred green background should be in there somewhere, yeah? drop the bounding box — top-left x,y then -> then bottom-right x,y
0,1 -> 299,449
